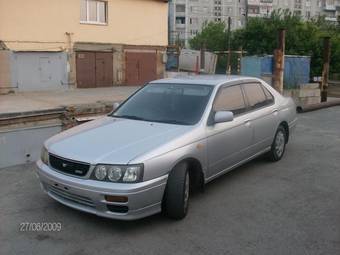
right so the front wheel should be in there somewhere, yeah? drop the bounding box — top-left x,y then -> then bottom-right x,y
267,126 -> 287,162
162,162 -> 190,220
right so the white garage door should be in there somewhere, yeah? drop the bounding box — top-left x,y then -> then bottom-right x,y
12,52 -> 68,91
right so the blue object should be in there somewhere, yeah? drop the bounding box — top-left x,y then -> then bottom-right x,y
241,55 -> 311,89
166,54 -> 178,70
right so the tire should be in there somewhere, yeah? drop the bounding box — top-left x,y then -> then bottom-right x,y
162,162 -> 190,220
267,125 -> 287,162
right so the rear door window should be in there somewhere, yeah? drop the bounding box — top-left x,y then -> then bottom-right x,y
243,83 -> 271,110
262,86 -> 274,104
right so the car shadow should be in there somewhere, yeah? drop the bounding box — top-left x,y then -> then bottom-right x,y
52,156 -> 270,232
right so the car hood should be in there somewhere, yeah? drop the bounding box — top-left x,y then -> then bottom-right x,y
46,117 -> 192,164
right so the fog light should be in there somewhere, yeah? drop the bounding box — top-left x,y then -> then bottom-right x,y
105,195 -> 128,203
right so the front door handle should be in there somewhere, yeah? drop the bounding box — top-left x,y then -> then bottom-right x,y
244,119 -> 251,126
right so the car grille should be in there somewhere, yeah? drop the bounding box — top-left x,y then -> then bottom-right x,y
48,184 -> 95,207
49,154 -> 90,177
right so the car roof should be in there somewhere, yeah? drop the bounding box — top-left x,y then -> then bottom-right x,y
149,75 -> 259,87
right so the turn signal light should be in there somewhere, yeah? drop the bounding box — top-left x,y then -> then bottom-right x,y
105,195 -> 128,203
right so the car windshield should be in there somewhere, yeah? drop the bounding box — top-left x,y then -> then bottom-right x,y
111,83 -> 213,125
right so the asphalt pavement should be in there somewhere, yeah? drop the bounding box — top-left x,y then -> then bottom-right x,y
1,106 -> 340,255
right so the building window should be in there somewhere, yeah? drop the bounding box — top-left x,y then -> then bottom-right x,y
176,4 -> 186,12
81,0 -> 107,24
176,17 -> 186,24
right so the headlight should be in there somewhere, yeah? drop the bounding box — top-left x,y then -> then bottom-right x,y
94,165 -> 107,180
123,166 -> 142,182
41,146 -> 49,165
92,164 -> 143,183
108,166 -> 122,181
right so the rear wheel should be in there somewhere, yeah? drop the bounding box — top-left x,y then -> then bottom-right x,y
267,125 -> 287,161
162,162 -> 190,220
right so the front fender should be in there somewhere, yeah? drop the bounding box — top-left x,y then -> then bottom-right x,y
140,139 -> 208,182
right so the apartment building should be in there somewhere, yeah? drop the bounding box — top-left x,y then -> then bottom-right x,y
335,0 -> 340,21
169,0 -> 247,46
322,0 -> 340,22
248,0 -> 322,18
0,0 -> 168,93
169,0 -> 338,47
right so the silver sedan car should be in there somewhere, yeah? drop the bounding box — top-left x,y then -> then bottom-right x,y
36,75 -> 297,220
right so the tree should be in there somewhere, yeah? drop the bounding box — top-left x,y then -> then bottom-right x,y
189,10 -> 340,78
189,21 -> 227,51
232,9 -> 340,77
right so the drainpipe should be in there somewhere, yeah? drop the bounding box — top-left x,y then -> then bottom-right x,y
65,32 -> 76,86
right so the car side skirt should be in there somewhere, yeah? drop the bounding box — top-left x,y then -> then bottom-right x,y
205,146 -> 271,183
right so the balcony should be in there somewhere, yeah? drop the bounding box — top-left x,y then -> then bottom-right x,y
325,16 -> 338,21
248,13 -> 261,17
175,23 -> 186,29
247,0 -> 261,5
324,4 -> 336,11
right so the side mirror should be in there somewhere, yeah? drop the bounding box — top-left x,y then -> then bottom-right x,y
113,102 -> 120,111
214,111 -> 234,124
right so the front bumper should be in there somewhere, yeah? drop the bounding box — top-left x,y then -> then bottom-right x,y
36,160 -> 168,220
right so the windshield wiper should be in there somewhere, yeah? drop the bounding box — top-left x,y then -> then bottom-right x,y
112,115 -> 190,125
152,119 -> 191,125
113,115 -> 147,121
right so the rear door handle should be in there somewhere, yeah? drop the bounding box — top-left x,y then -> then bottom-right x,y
272,109 -> 278,115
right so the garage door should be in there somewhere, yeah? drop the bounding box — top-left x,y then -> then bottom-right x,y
126,52 -> 157,86
13,52 -> 68,91
76,52 -> 113,88
95,53 -> 114,87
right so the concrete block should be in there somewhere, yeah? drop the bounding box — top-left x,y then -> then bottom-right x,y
283,90 -> 294,97
297,89 -> 320,97
296,96 -> 321,106
284,88 -> 320,99
299,83 -> 320,89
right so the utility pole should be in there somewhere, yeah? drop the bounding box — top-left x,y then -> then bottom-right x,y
226,16 -> 232,75
176,32 -> 180,72
321,36 -> 331,102
245,0 -> 249,26
195,56 -> 200,74
273,29 -> 286,94
200,42 -> 206,73
237,46 -> 243,74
